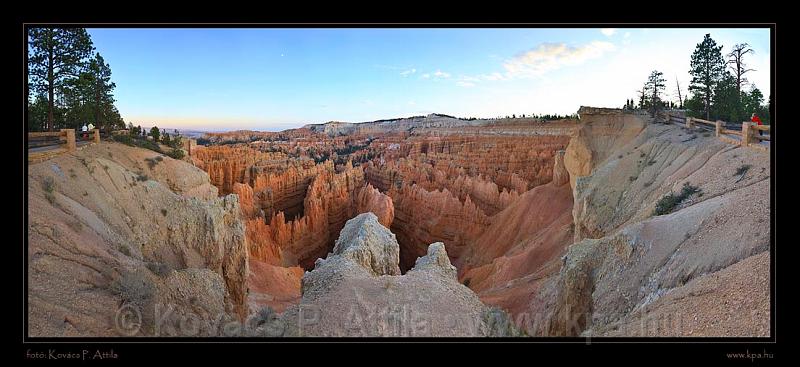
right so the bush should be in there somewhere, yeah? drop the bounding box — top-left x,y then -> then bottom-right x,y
653,182 -> 702,216
735,164 -> 751,176
161,208 -> 167,216
113,134 -> 135,146
166,148 -> 185,160
67,219 -> 83,232
168,135 -> 183,149
145,262 -> 172,277
109,269 -> 156,334
145,157 -> 160,170
42,176 -> 56,204
150,126 -> 161,142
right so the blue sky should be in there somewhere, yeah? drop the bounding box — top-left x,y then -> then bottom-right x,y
87,28 -> 771,131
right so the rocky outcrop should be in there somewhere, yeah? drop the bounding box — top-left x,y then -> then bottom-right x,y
354,183 -> 394,227
409,242 -> 457,280
388,183 -> 490,271
552,150 -> 569,186
314,212 -> 401,279
540,117 -> 770,337
278,213 -> 520,337
262,163 -> 367,269
565,107 -> 646,190
27,142 -> 249,336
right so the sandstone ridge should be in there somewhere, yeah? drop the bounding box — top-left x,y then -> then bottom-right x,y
278,213 -> 520,337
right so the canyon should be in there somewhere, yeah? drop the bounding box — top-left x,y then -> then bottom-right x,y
26,108 -> 771,337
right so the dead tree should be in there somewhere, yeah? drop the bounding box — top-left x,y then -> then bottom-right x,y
727,43 -> 756,99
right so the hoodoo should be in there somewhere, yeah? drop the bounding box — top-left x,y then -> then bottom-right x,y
27,108 -> 770,337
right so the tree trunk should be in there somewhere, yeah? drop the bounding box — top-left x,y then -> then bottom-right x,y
95,79 -> 100,128
47,46 -> 54,132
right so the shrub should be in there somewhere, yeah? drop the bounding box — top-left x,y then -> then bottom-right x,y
144,157 -> 160,170
109,269 -> 155,334
113,134 -> 135,146
149,126 -> 160,142
110,270 -> 154,302
119,245 -> 131,257
42,176 -> 56,204
735,164 -> 751,176
136,173 -> 149,182
145,262 -> 172,277
653,182 -> 702,216
67,219 -> 83,232
138,139 -> 163,153
166,148 -> 185,160
161,208 -> 167,216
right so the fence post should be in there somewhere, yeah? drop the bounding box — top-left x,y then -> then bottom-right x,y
92,129 -> 100,144
715,120 -> 723,137
61,129 -> 76,152
741,121 -> 751,147
686,117 -> 693,129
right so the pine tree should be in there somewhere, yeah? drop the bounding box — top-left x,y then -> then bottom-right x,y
150,126 -> 160,142
688,34 -> 726,120
28,28 -> 95,131
646,70 -> 666,117
711,72 -> 739,122
84,53 -> 118,130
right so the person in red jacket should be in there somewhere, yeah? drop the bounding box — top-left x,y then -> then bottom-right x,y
751,113 -> 763,137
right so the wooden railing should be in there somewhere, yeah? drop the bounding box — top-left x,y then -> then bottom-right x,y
666,112 -> 771,152
27,129 -> 101,163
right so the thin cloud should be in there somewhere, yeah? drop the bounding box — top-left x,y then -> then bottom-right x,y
400,68 -> 416,77
502,41 -> 616,78
421,69 -> 451,80
456,81 -> 476,87
601,28 -> 617,37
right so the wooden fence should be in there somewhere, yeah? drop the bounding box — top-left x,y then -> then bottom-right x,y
27,129 -> 101,163
666,113 -> 771,152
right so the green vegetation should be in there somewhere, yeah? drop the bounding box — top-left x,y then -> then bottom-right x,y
166,148 -> 185,160
110,270 -> 155,318
653,182 -> 702,216
28,28 -> 125,133
735,164 -> 751,176
144,157 -> 160,170
42,176 -> 56,204
67,219 -> 83,232
145,262 -> 172,277
149,126 -> 160,142
624,34 -> 770,126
